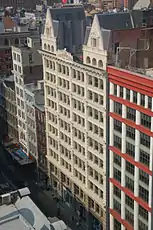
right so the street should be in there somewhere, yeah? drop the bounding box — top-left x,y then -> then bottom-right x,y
0,171 -> 16,194
0,145 -> 87,230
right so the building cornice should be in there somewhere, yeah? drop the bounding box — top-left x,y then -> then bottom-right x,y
39,49 -> 107,78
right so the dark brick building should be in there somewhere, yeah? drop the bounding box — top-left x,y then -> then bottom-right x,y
35,101 -> 47,178
0,0 -> 41,9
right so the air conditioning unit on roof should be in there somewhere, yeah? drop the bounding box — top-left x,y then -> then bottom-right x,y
141,23 -> 147,27
1,193 -> 11,205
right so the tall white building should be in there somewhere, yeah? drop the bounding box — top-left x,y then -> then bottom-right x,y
12,36 -> 43,159
24,81 -> 44,159
40,9 -> 108,229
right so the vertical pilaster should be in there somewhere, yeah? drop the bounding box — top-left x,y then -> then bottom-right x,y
134,94 -> 140,230
121,104 -> 126,222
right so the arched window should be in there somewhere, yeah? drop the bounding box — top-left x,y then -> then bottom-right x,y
98,60 -> 103,68
15,38 -> 19,45
58,64 -> 62,73
44,43 -> 47,50
86,56 -> 91,64
4,38 -> 9,46
66,67 -> 69,76
48,44 -> 50,51
51,45 -> 54,52
53,62 -> 55,70
92,58 -> 97,66
72,69 -> 76,78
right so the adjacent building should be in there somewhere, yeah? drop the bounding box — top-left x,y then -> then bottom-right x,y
24,80 -> 45,163
0,75 -> 18,144
113,0 -> 138,9
83,10 -> 153,71
12,35 -> 43,158
127,0 -> 138,9
24,81 -> 44,161
0,16 -> 38,76
0,187 -> 69,230
133,0 -> 151,10
42,6 -> 86,54
0,0 -> 41,9
35,92 -> 47,176
108,66 -> 152,230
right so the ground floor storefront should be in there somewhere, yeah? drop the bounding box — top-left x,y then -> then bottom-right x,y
50,174 -> 103,230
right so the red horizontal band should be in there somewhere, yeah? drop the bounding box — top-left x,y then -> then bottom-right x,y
109,78 -> 153,98
110,208 -> 134,230
110,178 -> 152,212
109,95 -> 153,117
107,66 -> 153,91
109,146 -> 152,175
109,112 -> 153,137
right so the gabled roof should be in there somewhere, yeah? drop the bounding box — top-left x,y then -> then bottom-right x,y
97,12 -> 134,30
3,16 -> 16,30
133,0 -> 150,10
84,15 -> 112,51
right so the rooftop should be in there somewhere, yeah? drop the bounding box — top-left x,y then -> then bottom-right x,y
0,188 -> 69,230
0,75 -> 15,90
25,81 -> 45,110
92,9 -> 153,31
0,188 -> 51,230
25,81 -> 43,93
133,0 -> 150,10
0,75 -> 14,82
109,65 -> 153,81
97,12 -> 133,30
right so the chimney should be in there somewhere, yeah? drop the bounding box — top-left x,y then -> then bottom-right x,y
150,0 -> 153,7
124,0 -> 128,8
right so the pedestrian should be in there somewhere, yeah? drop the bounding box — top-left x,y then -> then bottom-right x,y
57,199 -> 60,217
57,207 -> 60,217
76,210 -> 81,226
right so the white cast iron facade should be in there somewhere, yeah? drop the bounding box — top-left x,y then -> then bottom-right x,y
40,9 -> 113,229
41,49 -> 106,228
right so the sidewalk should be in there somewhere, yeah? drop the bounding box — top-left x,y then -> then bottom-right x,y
28,181 -> 88,230
43,189 -> 88,230
0,145 -> 88,230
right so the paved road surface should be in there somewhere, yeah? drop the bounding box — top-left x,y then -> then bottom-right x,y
0,145 -> 87,230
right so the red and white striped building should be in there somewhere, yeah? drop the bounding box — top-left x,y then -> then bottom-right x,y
107,66 -> 152,230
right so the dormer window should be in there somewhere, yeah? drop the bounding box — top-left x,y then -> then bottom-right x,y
46,27 -> 50,36
15,38 -> 19,45
4,38 -> 9,46
48,44 -> 50,51
92,38 -> 97,47
114,42 -> 119,54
